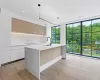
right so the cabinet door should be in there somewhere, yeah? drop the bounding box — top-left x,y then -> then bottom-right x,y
18,48 -> 25,59
10,49 -> 19,61
10,48 -> 25,61
37,26 -> 46,35
1,51 -> 11,64
43,27 -> 46,35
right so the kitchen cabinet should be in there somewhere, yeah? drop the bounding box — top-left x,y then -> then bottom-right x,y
2,50 -> 11,64
10,49 -> 20,61
18,48 -> 25,59
1,47 -> 25,64
37,26 -> 46,35
10,48 -> 24,61
12,18 -> 46,35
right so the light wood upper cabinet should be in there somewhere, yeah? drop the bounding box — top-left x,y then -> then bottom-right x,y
12,18 -> 46,35
37,26 -> 46,35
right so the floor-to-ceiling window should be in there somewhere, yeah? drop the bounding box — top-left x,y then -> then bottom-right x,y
92,19 -> 100,57
72,23 -> 81,54
66,24 -> 73,53
66,18 -> 100,58
51,26 -> 60,44
66,23 -> 81,54
82,21 -> 92,56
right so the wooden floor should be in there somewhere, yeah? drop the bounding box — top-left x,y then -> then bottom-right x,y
0,54 -> 100,80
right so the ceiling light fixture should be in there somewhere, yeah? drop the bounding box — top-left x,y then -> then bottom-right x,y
38,4 -> 56,25
22,11 -> 25,12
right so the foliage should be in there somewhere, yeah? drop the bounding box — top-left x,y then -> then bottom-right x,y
67,21 -> 100,53
51,27 -> 60,44
52,20 -> 100,55
83,46 -> 89,49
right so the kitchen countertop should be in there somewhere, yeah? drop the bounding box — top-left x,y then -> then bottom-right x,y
8,41 -> 51,47
25,44 -> 66,51
5,43 -> 26,47
7,43 -> 41,47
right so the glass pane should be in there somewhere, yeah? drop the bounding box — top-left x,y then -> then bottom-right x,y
51,27 -> 56,43
67,44 -> 73,53
92,44 -> 100,57
82,21 -> 91,32
92,32 -> 100,44
73,23 -> 81,33
55,27 -> 60,44
66,23 -> 81,54
82,33 -> 91,44
52,37 -> 56,43
73,34 -> 80,44
82,44 -> 91,56
51,27 -> 55,32
92,32 -> 100,57
92,19 -> 100,32
67,24 -> 72,33
67,33 -> 73,44
72,44 -> 81,54
51,26 -> 60,44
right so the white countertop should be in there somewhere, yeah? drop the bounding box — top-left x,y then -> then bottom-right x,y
7,43 -> 44,47
25,44 -> 66,51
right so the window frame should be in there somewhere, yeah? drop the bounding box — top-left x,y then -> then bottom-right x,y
66,17 -> 100,58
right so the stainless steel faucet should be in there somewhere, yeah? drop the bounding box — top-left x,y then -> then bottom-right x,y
47,37 -> 52,46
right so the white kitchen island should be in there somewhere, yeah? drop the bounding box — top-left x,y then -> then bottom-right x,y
25,44 -> 66,80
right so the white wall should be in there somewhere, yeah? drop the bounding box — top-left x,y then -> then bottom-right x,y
0,8 -> 2,66
60,24 -> 66,45
1,8 -> 11,47
46,27 -> 51,38
0,8 -> 12,66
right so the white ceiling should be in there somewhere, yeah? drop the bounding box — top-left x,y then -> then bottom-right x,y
0,0 -> 100,25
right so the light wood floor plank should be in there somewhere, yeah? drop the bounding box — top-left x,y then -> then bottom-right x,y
1,54 -> 100,80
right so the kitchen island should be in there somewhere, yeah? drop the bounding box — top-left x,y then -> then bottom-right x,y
25,44 -> 66,80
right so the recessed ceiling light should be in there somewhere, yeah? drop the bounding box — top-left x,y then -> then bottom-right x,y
22,11 -> 24,12
38,4 -> 41,7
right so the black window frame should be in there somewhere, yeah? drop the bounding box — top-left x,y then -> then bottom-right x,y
66,17 -> 100,58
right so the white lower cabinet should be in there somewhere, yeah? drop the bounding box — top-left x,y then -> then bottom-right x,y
18,48 -> 25,59
10,48 -> 24,61
2,47 -> 25,64
2,50 -> 11,64
10,49 -> 19,61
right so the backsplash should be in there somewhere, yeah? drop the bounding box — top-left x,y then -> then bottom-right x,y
11,32 -> 47,45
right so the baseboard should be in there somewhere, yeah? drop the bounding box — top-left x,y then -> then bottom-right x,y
40,56 -> 62,72
1,58 -> 24,66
